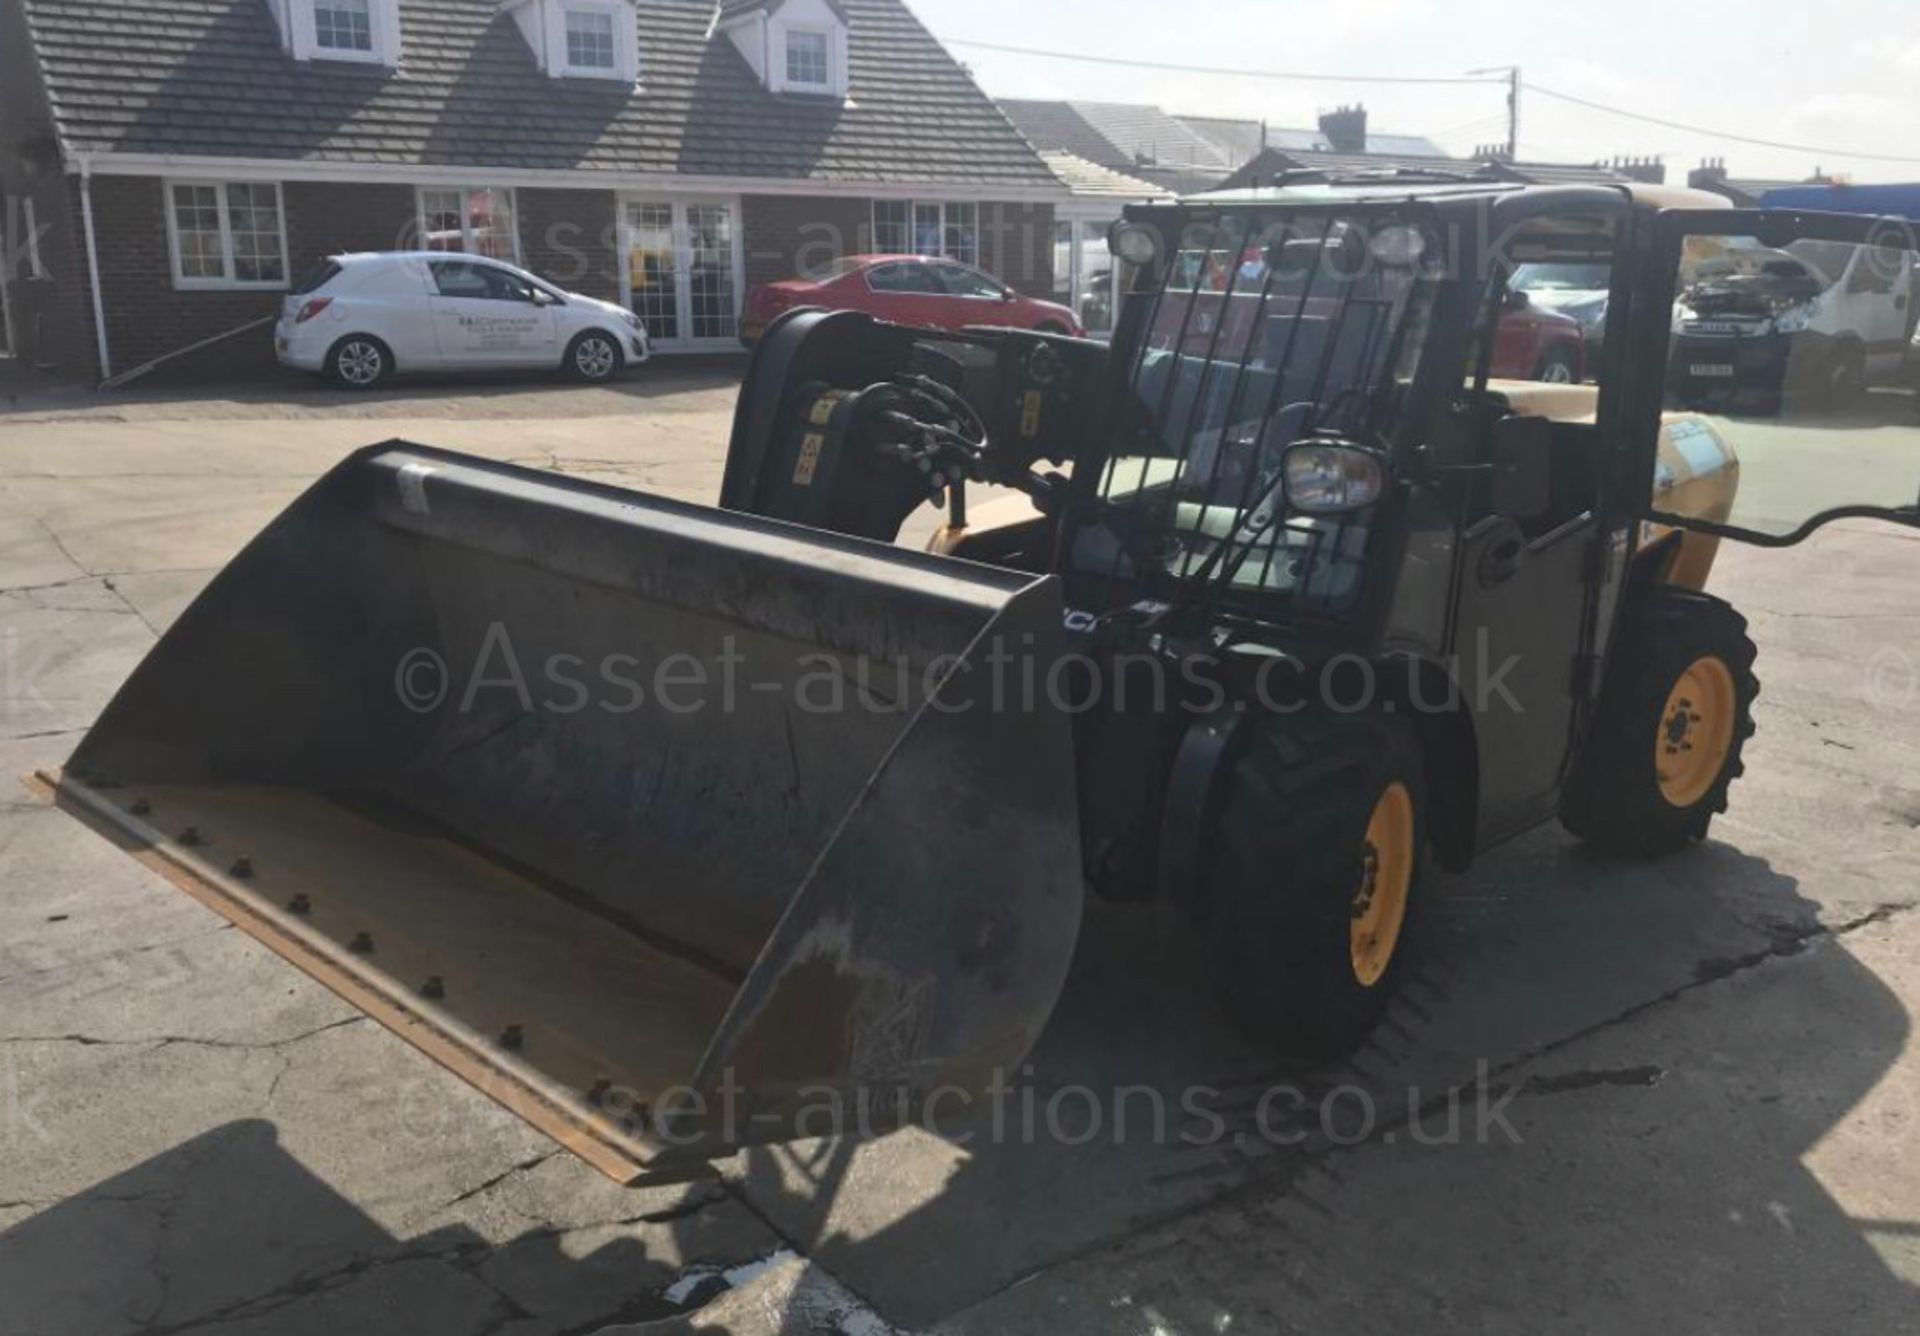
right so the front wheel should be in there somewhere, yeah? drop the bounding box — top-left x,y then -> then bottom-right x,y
1202,709 -> 1427,1060
1561,588 -> 1758,855
566,330 -> 624,384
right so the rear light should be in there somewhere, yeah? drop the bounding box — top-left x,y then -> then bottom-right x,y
294,297 -> 333,324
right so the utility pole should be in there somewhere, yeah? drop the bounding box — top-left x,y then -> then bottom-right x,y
1468,65 -> 1521,159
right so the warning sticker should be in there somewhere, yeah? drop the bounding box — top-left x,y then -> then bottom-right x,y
794,433 -> 826,486
1020,390 -> 1044,438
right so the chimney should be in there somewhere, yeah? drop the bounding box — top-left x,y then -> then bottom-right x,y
1475,141 -> 1514,164
1610,154 -> 1666,185
1318,104 -> 1368,154
1689,156 -> 1729,189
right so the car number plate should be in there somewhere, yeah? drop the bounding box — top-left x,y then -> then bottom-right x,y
1689,364 -> 1734,378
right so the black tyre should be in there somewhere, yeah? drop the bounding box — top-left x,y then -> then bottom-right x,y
325,335 -> 393,390
1203,708 -> 1427,1060
566,330 -> 624,383
1561,588 -> 1758,856
1534,344 -> 1580,384
1817,340 -> 1867,408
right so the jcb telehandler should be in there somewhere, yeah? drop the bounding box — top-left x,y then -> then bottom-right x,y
37,181 -> 1920,1181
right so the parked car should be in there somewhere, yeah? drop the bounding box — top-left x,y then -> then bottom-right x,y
739,255 -> 1084,345
1490,289 -> 1587,383
276,252 -> 651,389
1669,239 -> 1917,410
1511,260 -> 1610,350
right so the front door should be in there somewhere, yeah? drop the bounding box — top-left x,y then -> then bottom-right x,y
426,259 -> 557,367
1635,210 -> 1920,545
620,198 -> 743,352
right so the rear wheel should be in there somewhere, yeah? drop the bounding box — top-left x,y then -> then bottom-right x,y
1202,708 -> 1426,1060
1819,340 -> 1867,407
1561,588 -> 1758,855
566,330 -> 624,384
325,335 -> 392,390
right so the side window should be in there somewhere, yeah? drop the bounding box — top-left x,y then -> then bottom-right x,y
937,264 -> 1006,299
1656,223 -> 1920,540
430,260 -> 490,298
867,262 -> 942,295
479,266 -> 537,302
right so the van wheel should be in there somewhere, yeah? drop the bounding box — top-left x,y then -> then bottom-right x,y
326,336 -> 392,390
1535,345 -> 1579,383
1202,708 -> 1426,1060
567,331 -> 623,383
1821,341 -> 1866,406
1561,588 -> 1758,856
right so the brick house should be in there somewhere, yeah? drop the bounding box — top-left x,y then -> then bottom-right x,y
0,0 -> 1065,379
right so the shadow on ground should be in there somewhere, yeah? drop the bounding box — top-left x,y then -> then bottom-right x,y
0,830 -> 1910,1334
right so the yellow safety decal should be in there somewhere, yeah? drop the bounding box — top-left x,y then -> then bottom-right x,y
794,433 -> 825,486
1020,389 -> 1044,438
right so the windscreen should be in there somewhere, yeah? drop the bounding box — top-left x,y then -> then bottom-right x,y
1077,209 -> 1438,617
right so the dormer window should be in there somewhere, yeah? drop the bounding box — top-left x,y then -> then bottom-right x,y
313,0 -> 373,55
263,0 -> 399,66
506,0 -> 639,83
719,0 -> 850,99
784,29 -> 829,89
565,8 -> 617,72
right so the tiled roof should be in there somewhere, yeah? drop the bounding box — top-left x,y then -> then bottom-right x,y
20,0 -> 1060,188
1068,101 -> 1234,174
998,99 -> 1121,167
1039,151 -> 1165,200
1173,114 -> 1263,167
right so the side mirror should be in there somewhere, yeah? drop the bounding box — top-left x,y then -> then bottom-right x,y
1002,288 -> 1018,302
1503,288 -> 1531,311
1488,414 -> 1553,519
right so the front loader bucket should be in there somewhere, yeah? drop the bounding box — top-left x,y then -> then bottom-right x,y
39,443 -> 1083,1181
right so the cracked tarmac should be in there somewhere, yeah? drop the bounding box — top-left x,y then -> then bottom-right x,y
2,365 -> 1918,1333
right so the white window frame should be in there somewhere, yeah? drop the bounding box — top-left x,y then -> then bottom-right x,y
22,197 -> 46,280
414,185 -> 522,263
164,180 -> 290,291
559,3 -> 619,77
783,27 -> 831,91
871,200 -> 980,265
310,0 -> 381,63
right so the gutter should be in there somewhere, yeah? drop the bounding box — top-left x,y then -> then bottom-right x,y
76,155 -> 112,383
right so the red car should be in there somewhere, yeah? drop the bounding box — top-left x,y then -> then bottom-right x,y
741,255 -> 1084,345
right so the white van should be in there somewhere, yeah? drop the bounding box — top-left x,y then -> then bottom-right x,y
276,252 -> 651,389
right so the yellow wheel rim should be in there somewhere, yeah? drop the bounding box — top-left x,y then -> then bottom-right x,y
1655,656 -> 1738,808
1351,781 -> 1414,989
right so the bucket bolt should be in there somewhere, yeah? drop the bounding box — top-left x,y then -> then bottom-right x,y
420,976 -> 446,1000
499,1024 -> 525,1051
587,1078 -> 612,1106
228,857 -> 254,880
348,931 -> 375,955
178,827 -> 203,847
287,893 -> 312,916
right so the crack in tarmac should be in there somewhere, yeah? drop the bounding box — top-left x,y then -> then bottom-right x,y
957,898 -> 1920,1317
0,1015 -> 365,1055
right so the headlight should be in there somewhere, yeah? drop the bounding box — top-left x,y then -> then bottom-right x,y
1283,442 -> 1388,514
623,310 -> 643,330
1771,302 -> 1814,334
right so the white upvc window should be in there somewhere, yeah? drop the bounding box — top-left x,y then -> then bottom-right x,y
165,181 -> 289,290
312,0 -> 375,57
417,186 -> 520,262
562,6 -> 616,73
22,197 -> 46,279
784,29 -> 830,89
872,200 -> 979,266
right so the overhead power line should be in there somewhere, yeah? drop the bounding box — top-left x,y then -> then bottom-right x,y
942,34 -> 1920,167
943,37 -> 1506,85
1523,82 -> 1920,165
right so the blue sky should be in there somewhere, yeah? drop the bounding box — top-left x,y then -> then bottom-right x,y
910,0 -> 1920,184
